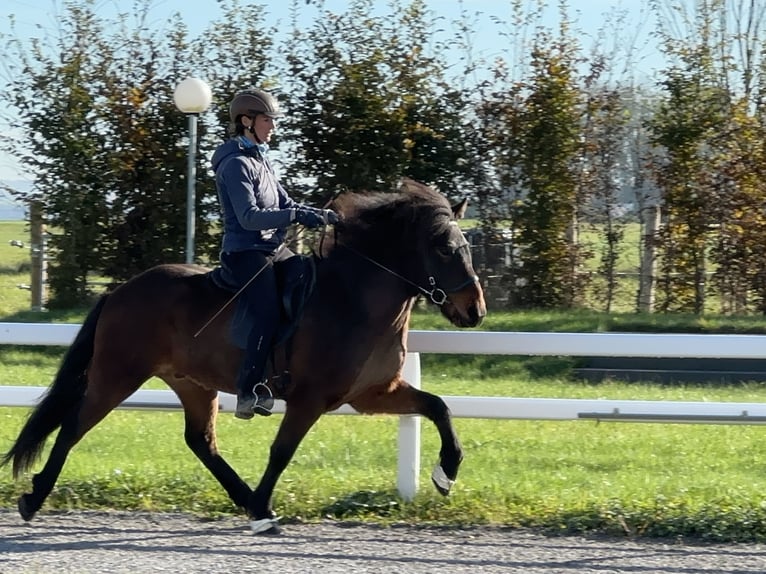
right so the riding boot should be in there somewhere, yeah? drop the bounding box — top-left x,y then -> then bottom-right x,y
235,331 -> 275,420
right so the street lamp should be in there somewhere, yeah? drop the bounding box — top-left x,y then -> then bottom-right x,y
174,77 -> 212,264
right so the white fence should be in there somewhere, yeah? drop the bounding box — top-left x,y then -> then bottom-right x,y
3,322 -> 766,499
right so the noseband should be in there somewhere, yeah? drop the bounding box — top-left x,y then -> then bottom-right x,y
426,263 -> 480,306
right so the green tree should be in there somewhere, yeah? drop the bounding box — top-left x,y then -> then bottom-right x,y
480,12 -> 584,309
648,0 -> 742,314
647,56 -> 726,313
517,39 -> 583,308
710,100 -> 766,313
704,0 -> 766,314
0,2 -> 113,306
100,12 -> 211,280
281,0 -> 472,200
180,0 -> 276,263
0,0 -> 277,299
579,83 -> 630,313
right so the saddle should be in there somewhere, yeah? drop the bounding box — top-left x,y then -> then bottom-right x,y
208,254 -> 317,351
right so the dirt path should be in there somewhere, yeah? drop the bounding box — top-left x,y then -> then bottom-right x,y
0,510 -> 765,573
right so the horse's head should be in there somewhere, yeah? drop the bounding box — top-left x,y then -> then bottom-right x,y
408,182 -> 487,328
330,178 -> 486,328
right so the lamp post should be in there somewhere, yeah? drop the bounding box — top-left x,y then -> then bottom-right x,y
173,77 -> 212,264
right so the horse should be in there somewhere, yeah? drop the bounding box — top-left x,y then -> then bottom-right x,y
1,178 -> 487,534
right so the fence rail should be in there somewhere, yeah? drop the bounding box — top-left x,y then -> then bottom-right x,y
3,322 -> 766,499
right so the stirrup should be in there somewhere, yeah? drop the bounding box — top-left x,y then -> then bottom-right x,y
253,382 -> 274,416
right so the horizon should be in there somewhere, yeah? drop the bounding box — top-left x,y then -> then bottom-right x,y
0,180 -> 30,220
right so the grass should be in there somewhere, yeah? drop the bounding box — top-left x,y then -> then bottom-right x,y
0,220 -> 32,316
3,342 -> 766,541
3,219 -> 766,541
2,380 -> 766,541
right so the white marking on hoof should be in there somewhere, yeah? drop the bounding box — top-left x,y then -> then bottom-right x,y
250,516 -> 280,534
432,464 -> 455,492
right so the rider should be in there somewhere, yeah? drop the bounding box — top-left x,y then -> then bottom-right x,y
211,88 -> 338,420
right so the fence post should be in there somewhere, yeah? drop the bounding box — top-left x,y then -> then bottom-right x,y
397,352 -> 421,500
638,203 -> 659,313
29,201 -> 47,311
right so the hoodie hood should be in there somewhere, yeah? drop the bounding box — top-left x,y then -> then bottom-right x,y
211,139 -> 243,173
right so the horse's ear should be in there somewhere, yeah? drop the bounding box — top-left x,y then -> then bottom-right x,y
452,198 -> 468,220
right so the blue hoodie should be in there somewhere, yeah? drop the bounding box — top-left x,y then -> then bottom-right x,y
211,138 -> 299,254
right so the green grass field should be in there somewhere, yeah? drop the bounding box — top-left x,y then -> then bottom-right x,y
0,220 -> 31,314
2,368 -> 766,541
2,220 -> 766,541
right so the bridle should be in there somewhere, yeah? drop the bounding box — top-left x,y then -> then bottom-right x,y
338,240 -> 479,307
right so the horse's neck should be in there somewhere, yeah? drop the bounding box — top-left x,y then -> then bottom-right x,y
323,256 -> 416,335
359,269 -> 415,327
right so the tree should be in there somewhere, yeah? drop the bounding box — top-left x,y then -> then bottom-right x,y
0,2 -> 113,306
0,0 -> 277,300
479,8 -> 584,309
281,0 -> 473,201
185,0 -> 277,262
100,11 -> 210,280
710,99 -> 766,313
579,82 -> 631,312
647,55 -> 726,313
648,0 -> 764,314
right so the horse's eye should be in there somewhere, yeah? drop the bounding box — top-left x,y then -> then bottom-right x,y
435,246 -> 452,259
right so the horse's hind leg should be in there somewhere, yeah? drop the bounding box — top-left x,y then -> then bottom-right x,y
19,371 -> 145,521
350,380 -> 462,496
18,407 -> 81,521
169,381 -> 253,510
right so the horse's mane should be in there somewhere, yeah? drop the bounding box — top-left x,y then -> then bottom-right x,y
325,178 -> 453,256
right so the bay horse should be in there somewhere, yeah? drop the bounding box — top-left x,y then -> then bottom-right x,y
1,178 -> 486,534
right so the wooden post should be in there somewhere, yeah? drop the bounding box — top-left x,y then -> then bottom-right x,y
29,201 -> 47,311
637,204 -> 660,313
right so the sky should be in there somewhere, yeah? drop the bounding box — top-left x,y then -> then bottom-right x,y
0,0 -> 660,185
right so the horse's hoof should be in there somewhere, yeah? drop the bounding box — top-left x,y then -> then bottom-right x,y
18,494 -> 36,522
431,464 -> 455,496
250,516 -> 281,535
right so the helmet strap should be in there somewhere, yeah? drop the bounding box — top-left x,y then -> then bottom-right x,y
245,115 -> 264,143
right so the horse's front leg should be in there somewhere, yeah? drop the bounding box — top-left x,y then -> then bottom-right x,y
350,380 -> 462,496
248,400 -> 324,535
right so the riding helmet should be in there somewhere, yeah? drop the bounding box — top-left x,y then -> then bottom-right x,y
229,89 -> 284,121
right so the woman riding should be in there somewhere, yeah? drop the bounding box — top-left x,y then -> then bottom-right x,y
211,88 -> 338,420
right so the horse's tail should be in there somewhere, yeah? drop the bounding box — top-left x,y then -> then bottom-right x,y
1,294 -> 109,478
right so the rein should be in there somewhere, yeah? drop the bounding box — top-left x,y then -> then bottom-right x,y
196,210 -> 478,339
338,242 -> 478,306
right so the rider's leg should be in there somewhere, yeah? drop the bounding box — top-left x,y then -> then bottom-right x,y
235,321 -> 277,418
221,249 -> 280,419
241,248 -> 297,416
